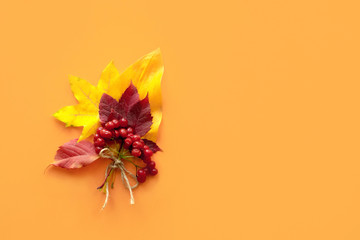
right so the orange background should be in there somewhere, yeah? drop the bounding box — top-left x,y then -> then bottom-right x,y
1,0 -> 360,239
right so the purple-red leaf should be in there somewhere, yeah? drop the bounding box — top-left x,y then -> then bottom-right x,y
98,83 -> 153,136
127,95 -> 153,136
142,139 -> 162,153
53,139 -> 99,169
119,82 -> 140,115
99,93 -> 122,123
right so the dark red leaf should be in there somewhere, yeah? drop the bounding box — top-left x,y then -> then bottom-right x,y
127,95 -> 153,136
142,139 -> 162,153
53,139 -> 99,169
118,82 -> 140,115
99,93 -> 122,123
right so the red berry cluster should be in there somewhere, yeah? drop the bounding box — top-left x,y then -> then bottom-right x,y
94,117 -> 130,153
93,117 -> 158,183
136,160 -> 158,183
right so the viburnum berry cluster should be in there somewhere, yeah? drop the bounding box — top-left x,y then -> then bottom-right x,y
94,116 -> 158,183
53,82 -> 162,208
52,50 -> 164,208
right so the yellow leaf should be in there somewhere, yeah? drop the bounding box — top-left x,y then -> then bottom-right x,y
54,76 -> 103,141
54,49 -> 164,141
108,48 -> 164,141
97,61 -> 120,94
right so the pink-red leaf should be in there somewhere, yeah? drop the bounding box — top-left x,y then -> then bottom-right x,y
99,93 -> 122,123
127,95 -> 153,136
142,139 -> 162,153
53,139 -> 99,169
119,82 -> 140,116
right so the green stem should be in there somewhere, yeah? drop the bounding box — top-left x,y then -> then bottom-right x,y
122,157 -> 142,168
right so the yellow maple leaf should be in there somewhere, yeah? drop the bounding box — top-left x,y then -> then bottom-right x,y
54,49 -> 164,141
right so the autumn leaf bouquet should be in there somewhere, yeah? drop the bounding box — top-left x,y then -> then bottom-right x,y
51,49 -> 163,208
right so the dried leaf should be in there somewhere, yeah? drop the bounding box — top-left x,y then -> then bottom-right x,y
118,82 -> 140,115
53,76 -> 102,141
142,139 -> 162,153
107,48 -> 164,141
53,139 -> 99,169
98,93 -> 122,123
127,95 -> 153,136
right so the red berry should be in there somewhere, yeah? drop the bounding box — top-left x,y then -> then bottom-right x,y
137,175 -> 146,183
119,118 -> 128,127
131,134 -> 140,141
127,133 -> 134,138
127,127 -> 134,134
132,141 -> 144,149
149,168 -> 158,176
147,160 -> 156,169
105,121 -> 115,130
143,167 -> 149,175
94,133 -> 100,140
114,129 -> 121,138
124,137 -> 132,146
143,149 -> 153,157
97,127 -> 104,135
119,128 -> 128,138
94,137 -> 105,147
100,129 -> 113,139
95,147 -> 103,154
112,119 -> 120,128
143,145 -> 149,150
137,169 -> 147,178
143,157 -> 151,164
131,148 -> 142,157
